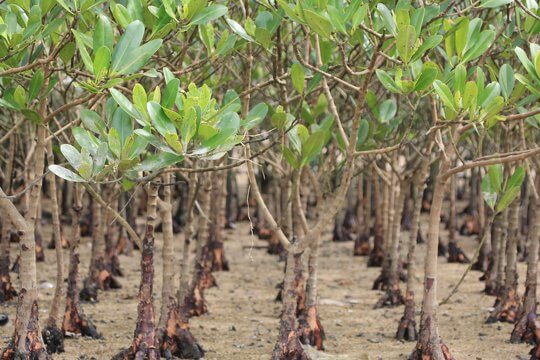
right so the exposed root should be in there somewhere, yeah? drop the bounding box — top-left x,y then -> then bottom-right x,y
62,297 -> 101,339
367,235 -> 384,267
530,318 -> 540,359
41,326 -> 64,354
0,275 -> 17,302
186,285 -> 207,317
1,292 -> 50,360
158,304 -> 204,359
353,233 -> 370,256
447,242 -> 470,263
374,283 -> 405,309
272,330 -> 309,360
396,291 -> 417,341
438,240 -> 447,257
297,306 -> 325,351
410,338 -> 454,360
486,288 -> 521,324
459,214 -> 480,236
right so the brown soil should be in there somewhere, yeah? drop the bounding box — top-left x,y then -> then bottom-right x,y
0,218 -> 533,359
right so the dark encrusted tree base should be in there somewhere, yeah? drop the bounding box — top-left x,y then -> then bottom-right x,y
353,234 -> 370,256
1,296 -> 50,360
447,242 -> 470,263
410,340 -> 455,360
511,312 -> 536,344
396,292 -> 417,341
297,306 -> 325,351
438,241 -> 447,257
159,305 -> 204,359
374,284 -> 405,309
486,289 -> 521,324
42,326 -> 64,354
0,276 -> 17,302
186,286 -> 208,317
367,248 -> 384,267
63,302 -> 101,339
272,330 -> 309,360
80,269 -> 122,302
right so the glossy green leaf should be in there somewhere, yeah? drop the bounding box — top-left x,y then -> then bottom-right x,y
291,63 -> 305,94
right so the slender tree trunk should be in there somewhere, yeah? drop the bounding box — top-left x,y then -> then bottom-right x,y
448,174 -> 469,263
272,243 -> 308,360
0,218 -> 16,302
397,159 -> 430,341
114,182 -> 160,360
158,173 -> 203,359
375,178 -> 405,308
511,176 -> 539,343
368,171 -> 384,266
42,140 -> 66,353
1,125 -> 49,359
186,173 -> 212,317
411,152 -> 454,360
354,174 -> 370,256
487,196 -> 521,324
62,185 -> 100,339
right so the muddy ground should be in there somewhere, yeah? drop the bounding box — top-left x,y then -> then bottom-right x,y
0,211 -> 534,359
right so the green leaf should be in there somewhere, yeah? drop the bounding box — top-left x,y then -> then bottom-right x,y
303,9 -> 333,39
93,46 -> 111,77
433,80 -> 456,112
462,81 -> 478,110
108,127 -> 122,157
163,78 -> 180,109
49,165 -> 85,182
376,69 -> 401,93
376,3 -> 396,36
410,35 -> 443,62
80,109 -> 106,135
496,166 -> 525,212
414,62 -> 438,91
225,18 -> 254,42
480,0 -> 513,8
499,64 -> 514,99
147,101 -> 175,137
93,15 -> 114,52
462,30 -> 495,63
72,29 -> 94,73
134,153 -> 183,172
455,17 -> 469,57
357,119 -> 369,146
396,25 -> 417,63
190,5 -> 228,25
515,47 -> 540,82
291,63 -> 305,94
28,70 -> 44,102
110,88 -> 143,121
301,130 -> 329,165
60,144 -> 82,169
115,39 -> 162,75
111,21 -> 146,74
72,127 -> 99,155
327,6 -> 347,34
378,99 -> 397,123
243,103 -> 268,130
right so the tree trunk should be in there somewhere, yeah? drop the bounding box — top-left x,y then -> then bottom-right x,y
272,244 -> 308,360
62,185 -> 100,339
354,174 -> 370,256
487,196 -> 521,324
368,172 -> 384,267
186,173 -> 212,317
1,125 -> 49,360
158,173 -> 203,359
411,155 -> 454,360
0,218 -> 16,302
447,174 -> 469,263
114,182 -> 160,360
397,154 -> 431,341
42,140 -> 66,354
511,176 -> 539,343
375,178 -> 405,308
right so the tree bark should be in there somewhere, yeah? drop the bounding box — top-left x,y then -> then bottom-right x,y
114,182 -> 160,360
511,176 -> 539,343
62,185 -> 100,339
